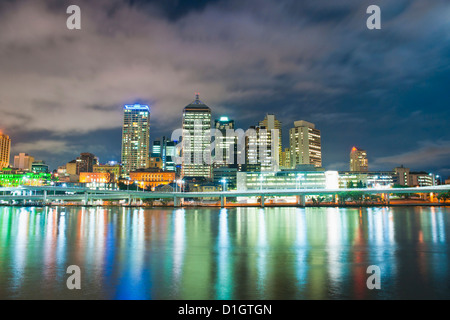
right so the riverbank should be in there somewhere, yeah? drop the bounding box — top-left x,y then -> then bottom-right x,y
1,200 -> 449,208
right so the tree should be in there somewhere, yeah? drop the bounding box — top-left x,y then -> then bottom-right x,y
347,181 -> 355,189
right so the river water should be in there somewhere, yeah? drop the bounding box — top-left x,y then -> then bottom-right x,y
0,206 -> 449,299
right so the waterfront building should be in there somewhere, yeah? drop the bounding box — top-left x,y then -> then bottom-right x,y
0,132 -> 11,169
350,147 -> 368,172
181,94 -> 212,178
93,162 -> 121,182
409,172 -> 434,187
289,120 -> 322,168
394,166 -> 410,186
79,172 -> 115,184
13,153 -> 34,171
338,171 -> 394,188
129,169 -> 176,191
121,104 -> 151,176
259,114 -> 282,166
0,170 -> 51,187
31,160 -> 49,173
245,126 -> 279,172
237,168 -> 326,191
214,116 -> 237,168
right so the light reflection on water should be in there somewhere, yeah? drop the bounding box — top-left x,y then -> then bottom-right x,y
0,206 -> 449,300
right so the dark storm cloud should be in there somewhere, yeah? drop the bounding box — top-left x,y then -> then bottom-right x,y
0,0 -> 449,174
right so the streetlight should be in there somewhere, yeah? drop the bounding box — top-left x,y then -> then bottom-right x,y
220,178 -> 227,192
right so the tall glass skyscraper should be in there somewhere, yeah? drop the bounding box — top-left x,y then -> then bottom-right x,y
181,94 -> 212,178
121,104 -> 150,176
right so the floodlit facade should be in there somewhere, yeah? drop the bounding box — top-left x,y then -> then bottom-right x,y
129,170 -> 176,191
350,147 -> 368,172
93,162 -> 121,182
289,120 -> 322,168
79,172 -> 115,184
0,132 -> 11,169
181,94 -> 212,178
121,104 -> 151,176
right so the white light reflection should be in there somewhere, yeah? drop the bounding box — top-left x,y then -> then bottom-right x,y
216,208 -> 232,299
173,209 -> 186,288
256,209 -> 267,298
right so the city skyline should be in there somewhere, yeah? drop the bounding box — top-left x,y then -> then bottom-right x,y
0,0 -> 449,176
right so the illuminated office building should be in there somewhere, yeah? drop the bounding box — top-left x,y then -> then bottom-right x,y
289,120 -> 322,167
350,147 -> 368,172
245,126 -> 279,172
214,116 -> 237,168
152,137 -> 177,172
181,94 -> 212,178
121,104 -> 150,176
259,114 -> 282,167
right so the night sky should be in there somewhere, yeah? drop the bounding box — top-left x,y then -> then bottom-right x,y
1,0 -> 449,177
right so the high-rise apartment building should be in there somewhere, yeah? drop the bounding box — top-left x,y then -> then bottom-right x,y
350,147 -> 368,172
181,94 -> 212,178
14,153 -> 35,171
259,114 -> 282,167
289,120 -> 322,167
121,104 -> 150,176
214,116 -> 237,168
0,132 -> 11,169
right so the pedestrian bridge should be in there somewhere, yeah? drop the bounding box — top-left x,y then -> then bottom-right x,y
1,185 -> 449,207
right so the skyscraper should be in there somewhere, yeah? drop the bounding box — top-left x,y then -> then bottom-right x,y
151,136 -> 177,172
214,116 -> 237,168
181,94 -> 212,178
350,147 -> 368,172
289,120 -> 322,167
0,132 -> 11,169
245,125 -> 279,172
259,114 -> 282,166
121,104 -> 150,176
